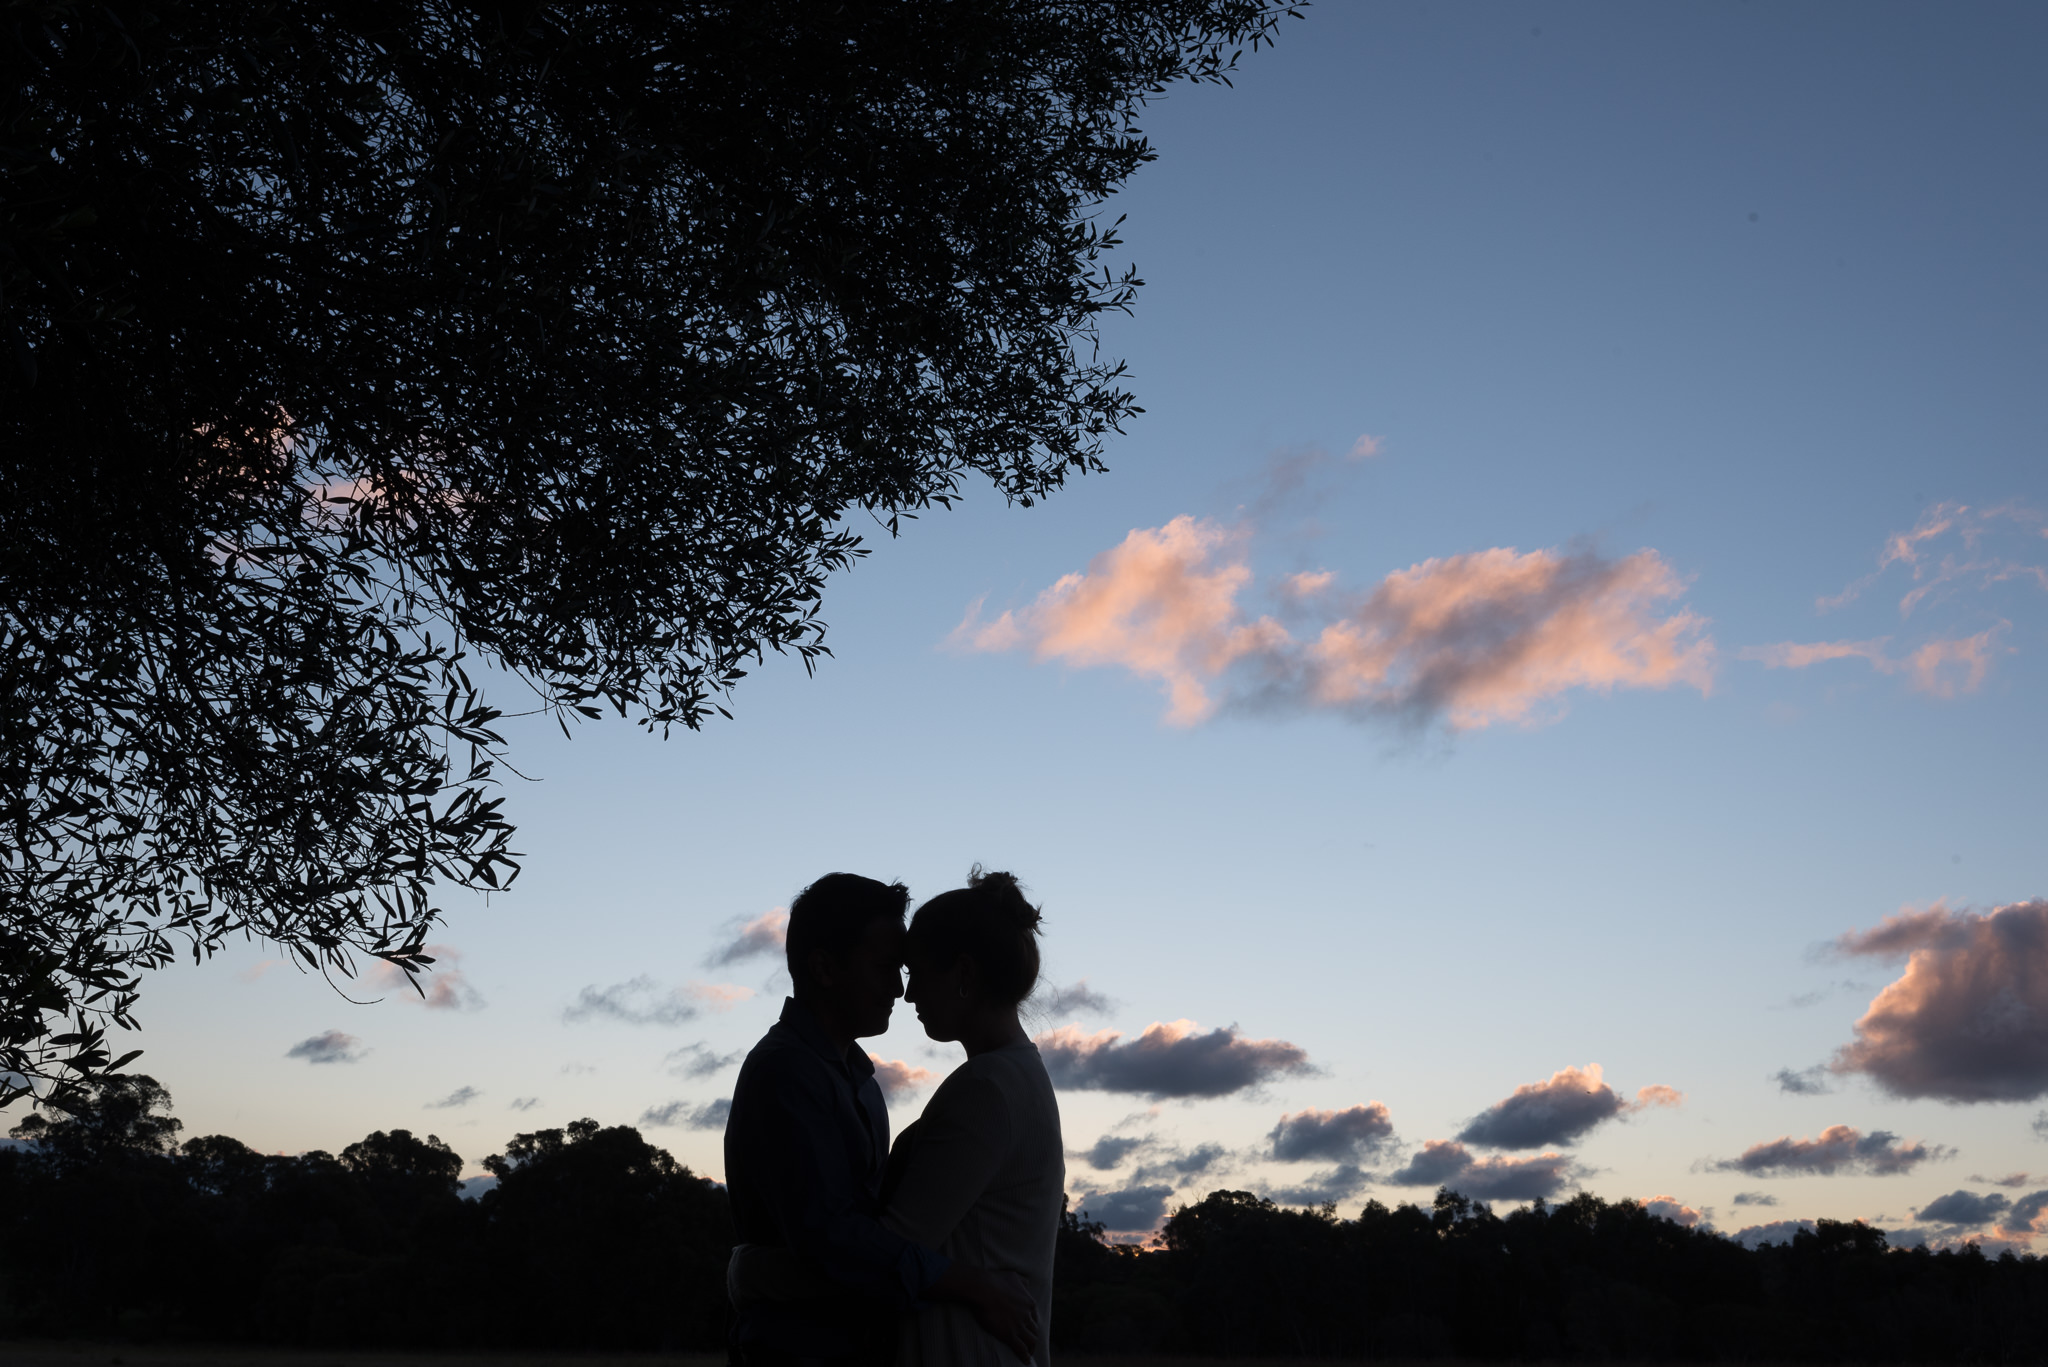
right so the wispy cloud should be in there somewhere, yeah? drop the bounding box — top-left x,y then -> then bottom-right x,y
955,518 -> 1712,731
869,1055 -> 938,1098
1710,1125 -> 1950,1176
565,977 -> 694,1025
1773,1065 -> 1833,1096
666,1043 -> 745,1079
640,1098 -> 731,1130
1831,899 -> 2048,1102
706,909 -> 790,968
1456,1065 -> 1680,1150
427,1086 -> 481,1109
286,1030 -> 367,1065
1269,1103 -> 1395,1163
1740,624 -> 2009,697
1820,501 -> 2048,615
360,943 -> 486,1011
1033,980 -> 1118,1018
1037,1020 -> 1311,1099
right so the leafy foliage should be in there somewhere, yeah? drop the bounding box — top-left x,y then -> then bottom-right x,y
0,0 -> 1299,1103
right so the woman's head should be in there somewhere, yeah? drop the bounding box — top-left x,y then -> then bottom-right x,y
903,868 -> 1043,1042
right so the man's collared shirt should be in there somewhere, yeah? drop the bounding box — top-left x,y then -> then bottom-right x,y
725,997 -> 947,1311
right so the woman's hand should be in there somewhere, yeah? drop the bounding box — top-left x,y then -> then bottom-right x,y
930,1263 -> 1039,1362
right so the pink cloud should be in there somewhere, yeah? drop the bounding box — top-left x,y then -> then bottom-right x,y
360,944 -> 484,1011
1283,569 -> 1336,596
1740,624 -> 2008,697
1305,547 -> 1713,729
1820,501 -> 2047,614
707,908 -> 789,967
869,1055 -> 937,1097
1832,899 -> 2048,1102
1037,1019 -> 1311,1098
1713,1124 -> 1949,1176
1641,1194 -> 1706,1227
958,521 -> 1712,731
685,982 -> 754,1011
952,517 -> 1287,724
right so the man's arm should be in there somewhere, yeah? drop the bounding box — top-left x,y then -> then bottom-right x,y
743,1059 -> 947,1306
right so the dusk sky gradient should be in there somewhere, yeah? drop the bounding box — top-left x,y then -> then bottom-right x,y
104,2 -> 2048,1250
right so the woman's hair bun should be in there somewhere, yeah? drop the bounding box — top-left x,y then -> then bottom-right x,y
968,866 -> 1042,932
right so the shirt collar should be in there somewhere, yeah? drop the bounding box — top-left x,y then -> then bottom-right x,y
780,996 -> 876,1080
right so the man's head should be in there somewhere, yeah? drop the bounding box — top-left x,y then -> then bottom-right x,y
785,873 -> 910,1041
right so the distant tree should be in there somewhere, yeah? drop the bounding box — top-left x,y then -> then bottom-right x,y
7,1072 -> 182,1170
476,1119 -> 732,1348
0,0 -> 1300,1106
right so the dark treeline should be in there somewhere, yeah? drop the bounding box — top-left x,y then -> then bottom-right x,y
0,1076 -> 731,1348
8,1077 -> 2048,1360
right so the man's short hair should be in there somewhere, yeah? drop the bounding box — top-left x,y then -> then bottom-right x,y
785,873 -> 910,989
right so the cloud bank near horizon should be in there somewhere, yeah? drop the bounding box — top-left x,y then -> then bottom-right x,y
954,516 -> 1714,730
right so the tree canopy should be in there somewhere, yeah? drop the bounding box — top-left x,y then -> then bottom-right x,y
0,0 -> 1299,1103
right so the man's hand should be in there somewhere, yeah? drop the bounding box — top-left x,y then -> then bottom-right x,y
931,1263 -> 1039,1362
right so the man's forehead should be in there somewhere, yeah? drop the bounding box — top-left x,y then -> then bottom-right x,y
858,915 -> 907,952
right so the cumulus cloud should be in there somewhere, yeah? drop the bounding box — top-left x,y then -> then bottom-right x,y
954,518 -> 1713,732
426,1086 -> 481,1109
563,976 -> 739,1026
1036,1020 -> 1311,1099
1084,1135 -> 1148,1170
1269,1164 -> 1373,1207
1829,899 -> 2048,1102
360,944 -> 485,1011
1456,1065 -> 1679,1150
1270,1103 -> 1395,1162
1915,1190 -> 2009,1228
1712,1125 -> 1950,1177
1731,1191 -> 1778,1207
869,1056 -> 938,1098
1034,980 -> 1118,1017
666,1043 -> 745,1079
1994,1191 -> 2048,1243
286,1030 -> 367,1065
1641,1195 -> 1706,1228
706,909 -> 790,968
1387,1140 -> 1578,1201
1077,1185 -> 1176,1234
1740,625 -> 2008,698
1773,1066 -> 1833,1096
640,1098 -> 731,1130
1732,1219 -> 1815,1249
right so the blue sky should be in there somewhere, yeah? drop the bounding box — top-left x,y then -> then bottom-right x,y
122,1 -> 2048,1247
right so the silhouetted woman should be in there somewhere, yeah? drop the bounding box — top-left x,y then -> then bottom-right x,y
883,869 -> 1064,1367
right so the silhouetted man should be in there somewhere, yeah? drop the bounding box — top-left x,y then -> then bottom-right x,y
724,873 -> 1034,1367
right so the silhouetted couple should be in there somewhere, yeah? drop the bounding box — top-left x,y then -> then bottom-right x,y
725,869 -> 1064,1367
